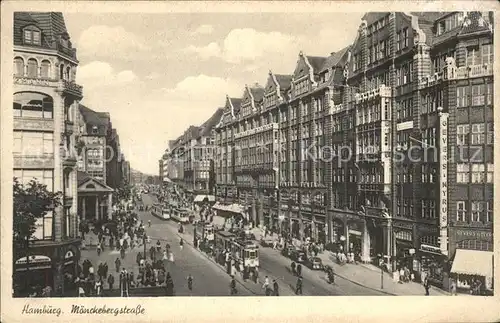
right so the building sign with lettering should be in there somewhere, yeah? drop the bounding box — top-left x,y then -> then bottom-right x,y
455,229 -> 493,241
439,112 -> 449,256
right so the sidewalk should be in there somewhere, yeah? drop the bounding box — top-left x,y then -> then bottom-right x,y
173,224 -> 295,296
250,228 -> 453,296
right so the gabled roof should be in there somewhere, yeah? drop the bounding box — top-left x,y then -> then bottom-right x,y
411,12 -> 448,23
320,46 -> 350,72
361,12 -> 389,26
229,97 -> 242,115
306,56 -> 328,73
249,86 -> 265,102
79,104 -> 109,136
199,108 -> 224,137
275,74 -> 293,90
459,11 -> 492,35
77,171 -> 114,192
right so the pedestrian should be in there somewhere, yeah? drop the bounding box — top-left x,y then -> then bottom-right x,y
165,272 -> 175,296
180,238 -> 184,250
120,247 -> 125,259
450,278 -> 457,296
424,277 -> 430,296
230,276 -> 237,295
187,274 -> 193,291
95,278 -> 102,296
295,276 -> 303,295
107,274 -> 115,290
115,258 -> 121,273
273,279 -> 279,296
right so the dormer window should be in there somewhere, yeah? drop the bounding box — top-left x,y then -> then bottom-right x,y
23,26 -> 41,45
92,125 -> 98,134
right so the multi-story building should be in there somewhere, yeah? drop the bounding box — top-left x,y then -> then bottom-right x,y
13,12 -> 83,295
191,108 -> 223,195
159,158 -> 164,182
76,104 -> 114,222
341,11 -> 493,288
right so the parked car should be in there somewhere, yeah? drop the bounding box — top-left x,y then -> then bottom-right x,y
305,257 -> 324,270
290,250 -> 307,263
282,245 -> 295,257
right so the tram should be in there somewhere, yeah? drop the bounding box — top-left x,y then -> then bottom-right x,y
171,208 -> 190,223
151,203 -> 171,220
214,230 -> 236,251
230,239 -> 259,269
195,221 -> 215,242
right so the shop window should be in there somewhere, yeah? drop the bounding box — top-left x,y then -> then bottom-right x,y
456,201 -> 467,222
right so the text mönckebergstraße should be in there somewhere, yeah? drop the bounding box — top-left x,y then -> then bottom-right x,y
71,305 -> 146,316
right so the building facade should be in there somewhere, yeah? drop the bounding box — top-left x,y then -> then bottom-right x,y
13,12 -> 83,295
170,11 -> 494,290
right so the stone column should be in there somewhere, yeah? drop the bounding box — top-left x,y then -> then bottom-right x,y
82,196 -> 86,220
361,219 -> 371,263
108,193 -> 113,220
95,196 -> 99,220
344,222 -> 350,252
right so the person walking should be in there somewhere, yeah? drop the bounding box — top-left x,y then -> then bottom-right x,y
423,277 -> 430,296
179,238 -> 184,251
295,276 -> 303,295
187,274 -> 193,291
450,279 -> 457,296
107,274 -> 115,290
97,242 -> 102,256
229,276 -> 237,295
273,279 -> 279,296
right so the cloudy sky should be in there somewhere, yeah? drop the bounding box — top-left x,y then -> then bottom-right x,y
65,12 -> 363,174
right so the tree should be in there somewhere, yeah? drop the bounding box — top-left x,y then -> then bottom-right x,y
13,178 -> 62,255
13,177 -> 62,295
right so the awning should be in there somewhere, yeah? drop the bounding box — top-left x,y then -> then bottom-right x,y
451,249 -> 493,277
212,203 -> 245,215
194,195 -> 215,203
212,215 -> 226,227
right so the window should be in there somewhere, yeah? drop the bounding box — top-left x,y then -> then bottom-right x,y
466,46 -> 480,66
471,85 -> 485,106
456,86 -> 469,108
486,83 -> 493,105
421,200 -> 427,218
456,124 -> 469,145
33,31 -> 40,44
13,92 -> 54,119
40,60 -> 51,78
481,44 -> 493,65
27,59 -> 38,78
471,201 -> 483,222
471,123 -> 485,145
14,57 -> 24,77
471,164 -> 485,183
456,201 -> 466,222
23,28 -> 41,45
402,28 -> 409,48
487,163 -> 493,183
457,164 -> 469,183
396,32 -> 401,51
24,29 -> 32,43
429,200 -> 436,219
486,123 -> 493,144
486,201 -> 493,222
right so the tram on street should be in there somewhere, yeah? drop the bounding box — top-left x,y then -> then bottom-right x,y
171,208 -> 190,223
230,239 -> 259,269
151,203 -> 171,220
215,230 -> 236,251
195,221 -> 215,242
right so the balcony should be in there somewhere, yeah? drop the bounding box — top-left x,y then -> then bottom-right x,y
14,117 -> 54,131
327,103 -> 344,115
355,85 -> 392,103
418,71 -> 444,89
58,79 -> 83,98
13,76 -> 59,88
445,63 -> 493,81
14,154 -> 54,169
61,148 -> 77,167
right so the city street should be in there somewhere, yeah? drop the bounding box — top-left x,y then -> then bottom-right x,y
140,194 -> 386,296
80,195 -> 252,296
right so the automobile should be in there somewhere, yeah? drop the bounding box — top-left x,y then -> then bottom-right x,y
290,249 -> 307,263
260,237 -> 275,248
305,257 -> 324,270
281,245 -> 295,257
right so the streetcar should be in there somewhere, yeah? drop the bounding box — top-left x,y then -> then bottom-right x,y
161,206 -> 171,220
230,239 -> 259,269
214,230 -> 236,251
195,221 -> 215,242
151,203 -> 170,220
171,208 -> 190,223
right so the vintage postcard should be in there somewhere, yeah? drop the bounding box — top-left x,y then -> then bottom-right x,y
1,1 -> 499,322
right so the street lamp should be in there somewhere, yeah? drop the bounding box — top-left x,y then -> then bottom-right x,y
377,253 -> 384,289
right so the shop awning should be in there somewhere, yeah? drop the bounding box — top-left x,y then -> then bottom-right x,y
212,215 -> 226,228
451,249 -> 493,277
194,195 -> 215,203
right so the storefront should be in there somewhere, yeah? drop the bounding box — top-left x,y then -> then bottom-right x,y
416,238 -> 448,286
14,255 -> 53,296
347,221 -> 363,254
211,202 -> 247,229
450,249 -> 494,294
394,230 -> 414,269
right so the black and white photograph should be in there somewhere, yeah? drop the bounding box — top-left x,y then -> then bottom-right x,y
1,2 -> 499,322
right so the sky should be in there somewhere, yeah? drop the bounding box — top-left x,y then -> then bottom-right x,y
64,12 -> 364,175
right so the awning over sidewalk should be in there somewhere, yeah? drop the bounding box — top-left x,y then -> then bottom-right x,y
451,249 -> 493,277
194,195 -> 215,203
212,202 -> 246,214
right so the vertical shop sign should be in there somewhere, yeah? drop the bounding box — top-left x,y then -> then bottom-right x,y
439,111 -> 449,256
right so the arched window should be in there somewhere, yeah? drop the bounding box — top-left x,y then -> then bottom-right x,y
14,57 -> 24,77
40,60 -> 51,78
66,66 -> 72,81
60,64 -> 65,80
13,92 -> 53,119
27,59 -> 38,78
